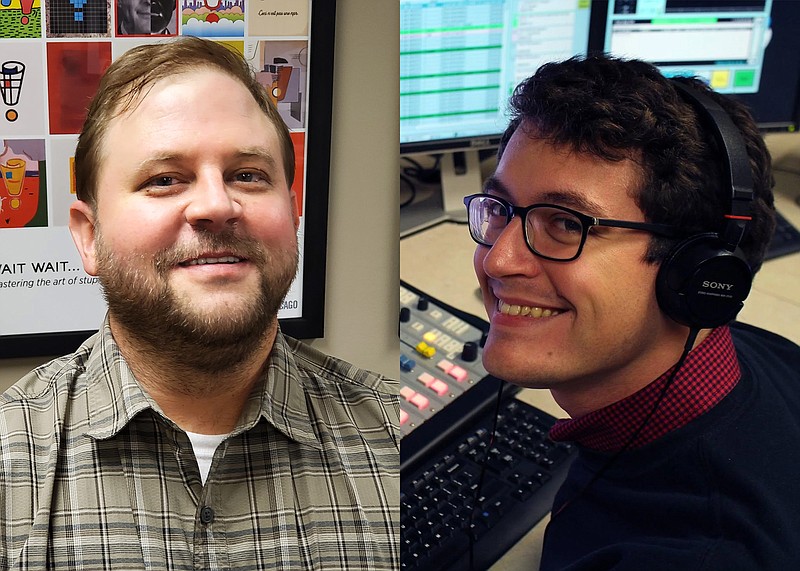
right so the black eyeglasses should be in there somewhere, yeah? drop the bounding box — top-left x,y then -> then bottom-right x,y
463,193 -> 680,262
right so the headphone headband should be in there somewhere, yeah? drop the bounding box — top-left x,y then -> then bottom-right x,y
671,80 -> 754,247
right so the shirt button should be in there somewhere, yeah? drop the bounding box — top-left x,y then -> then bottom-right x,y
200,506 -> 215,525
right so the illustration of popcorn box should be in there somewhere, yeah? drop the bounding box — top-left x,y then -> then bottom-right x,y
1,61 -> 25,107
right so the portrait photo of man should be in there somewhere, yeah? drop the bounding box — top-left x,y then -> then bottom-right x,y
117,0 -> 177,36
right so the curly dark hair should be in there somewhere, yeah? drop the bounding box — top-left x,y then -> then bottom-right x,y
498,55 -> 776,273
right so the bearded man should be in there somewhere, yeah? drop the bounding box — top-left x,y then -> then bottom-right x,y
0,37 -> 398,571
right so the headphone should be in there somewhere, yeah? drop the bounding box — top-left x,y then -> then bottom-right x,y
655,80 -> 755,329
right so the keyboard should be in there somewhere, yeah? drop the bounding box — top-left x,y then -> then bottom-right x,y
765,210 -> 800,260
400,281 -> 577,570
401,397 -> 575,570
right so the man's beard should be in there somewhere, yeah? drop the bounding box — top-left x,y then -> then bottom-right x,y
95,227 -> 298,378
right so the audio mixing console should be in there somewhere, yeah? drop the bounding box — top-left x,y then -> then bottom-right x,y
400,282 -> 490,435
400,281 -> 577,570
400,280 -> 523,470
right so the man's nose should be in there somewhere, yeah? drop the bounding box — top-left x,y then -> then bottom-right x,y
183,175 -> 244,231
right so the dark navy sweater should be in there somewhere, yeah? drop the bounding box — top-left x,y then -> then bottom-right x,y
540,323 -> 800,571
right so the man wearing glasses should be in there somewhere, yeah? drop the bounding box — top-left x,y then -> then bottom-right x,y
464,55 -> 800,570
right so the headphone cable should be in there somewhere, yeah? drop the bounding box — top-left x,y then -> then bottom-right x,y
468,377 -> 506,571
465,327 -> 699,568
551,326 -> 700,519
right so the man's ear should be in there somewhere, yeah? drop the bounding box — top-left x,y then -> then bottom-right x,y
68,200 -> 99,276
289,189 -> 300,230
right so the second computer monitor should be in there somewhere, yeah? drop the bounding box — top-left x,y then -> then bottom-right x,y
594,0 -> 800,132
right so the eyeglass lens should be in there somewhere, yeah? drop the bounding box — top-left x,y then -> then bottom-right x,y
467,195 -> 586,260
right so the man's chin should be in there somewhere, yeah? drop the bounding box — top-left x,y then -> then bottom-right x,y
186,314 -> 272,344
481,341 -> 555,389
166,296 -> 273,343
108,301 -> 274,375
105,283 -> 271,349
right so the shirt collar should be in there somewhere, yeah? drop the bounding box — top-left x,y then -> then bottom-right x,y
549,325 -> 740,452
245,330 -> 323,450
85,321 -> 323,450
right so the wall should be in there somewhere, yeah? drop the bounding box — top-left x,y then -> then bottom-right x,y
307,0 -> 399,377
0,0 -> 399,390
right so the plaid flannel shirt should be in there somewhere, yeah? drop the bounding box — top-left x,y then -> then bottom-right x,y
0,323 -> 399,570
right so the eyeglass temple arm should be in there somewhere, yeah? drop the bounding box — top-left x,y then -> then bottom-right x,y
595,218 -> 682,238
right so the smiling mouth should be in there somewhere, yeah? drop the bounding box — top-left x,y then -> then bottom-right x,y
497,300 -> 562,318
179,256 -> 244,267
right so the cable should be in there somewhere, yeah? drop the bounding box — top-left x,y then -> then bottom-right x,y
462,328 -> 699,568
468,378 -> 506,571
551,327 -> 701,519
400,172 -> 417,208
401,154 -> 442,185
401,155 -> 426,174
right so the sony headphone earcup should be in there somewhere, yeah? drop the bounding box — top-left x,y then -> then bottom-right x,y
656,233 -> 753,329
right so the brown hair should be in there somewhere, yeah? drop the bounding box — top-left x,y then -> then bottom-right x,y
74,36 -> 295,208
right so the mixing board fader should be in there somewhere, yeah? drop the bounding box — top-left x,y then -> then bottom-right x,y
399,282 -> 491,438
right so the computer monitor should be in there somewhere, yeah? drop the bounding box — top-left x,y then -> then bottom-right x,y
400,0 -> 594,224
591,0 -> 800,132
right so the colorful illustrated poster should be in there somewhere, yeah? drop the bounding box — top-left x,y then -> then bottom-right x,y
0,0 -> 43,38
44,0 -> 110,37
0,139 -> 47,228
181,0 -> 244,37
1,0 -> 325,348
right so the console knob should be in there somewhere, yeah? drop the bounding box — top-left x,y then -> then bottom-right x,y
461,341 -> 478,362
417,297 -> 429,311
400,307 -> 411,323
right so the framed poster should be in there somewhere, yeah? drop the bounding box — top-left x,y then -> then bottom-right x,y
0,0 -> 334,358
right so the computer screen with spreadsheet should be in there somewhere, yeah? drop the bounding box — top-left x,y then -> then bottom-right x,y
400,0 -> 594,154
400,0 -> 594,218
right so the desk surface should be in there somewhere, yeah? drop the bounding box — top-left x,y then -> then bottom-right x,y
400,169 -> 800,570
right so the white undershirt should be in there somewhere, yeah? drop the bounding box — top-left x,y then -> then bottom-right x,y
185,431 -> 228,485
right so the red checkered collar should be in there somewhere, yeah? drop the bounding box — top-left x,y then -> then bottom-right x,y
549,325 -> 740,453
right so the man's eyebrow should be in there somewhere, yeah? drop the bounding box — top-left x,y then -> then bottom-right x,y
483,174 -> 609,217
482,174 -> 511,199
235,147 -> 278,168
134,153 -> 184,176
539,191 -> 609,217
133,148 -> 278,173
